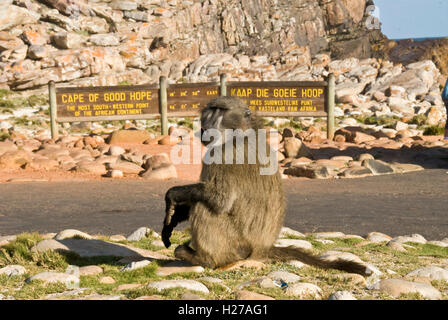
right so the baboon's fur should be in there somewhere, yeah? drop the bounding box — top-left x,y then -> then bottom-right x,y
162,97 -> 368,275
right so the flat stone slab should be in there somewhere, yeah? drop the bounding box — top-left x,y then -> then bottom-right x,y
284,283 -> 322,299
54,229 -> 93,240
156,261 -> 205,276
121,260 -> 152,272
406,266 -> 448,281
32,238 -> 171,260
267,271 -> 301,284
279,227 -> 305,238
0,265 -> 26,277
328,291 -> 357,300
26,272 -> 79,287
362,159 -> 395,175
391,234 -> 427,245
235,290 -> 275,300
274,239 -> 312,250
366,232 -> 392,243
373,279 -> 442,300
147,280 -> 209,294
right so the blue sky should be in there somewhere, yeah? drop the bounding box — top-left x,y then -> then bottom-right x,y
373,0 -> 448,39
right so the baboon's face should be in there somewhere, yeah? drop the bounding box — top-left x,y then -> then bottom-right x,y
200,97 -> 255,144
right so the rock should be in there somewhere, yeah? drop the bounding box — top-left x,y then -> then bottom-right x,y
75,162 -> 107,175
109,235 -> 127,242
140,164 -> 177,180
217,260 -> 265,271
373,279 -> 442,300
147,280 -> 210,294
406,266 -> 448,281
51,32 -> 85,49
427,241 -> 448,248
106,170 -> 124,178
144,153 -> 171,170
387,241 -> 407,252
284,164 -> 331,179
33,238 -> 169,260
267,271 -> 301,284
0,141 -> 18,155
26,272 -> 79,288
55,229 -> 93,240
0,4 -> 40,31
328,291 -> 357,300
357,153 -> 375,161
366,232 -> 392,243
0,265 -> 26,277
99,276 -> 116,284
0,235 -> 17,246
0,150 -> 31,169
26,158 -> 59,170
393,121 -> 409,131
44,288 -> 86,300
126,227 -> 152,241
158,135 -> 181,146
180,292 -> 205,300
90,34 -> 119,47
32,239 -> 71,253
340,166 -> 373,178
121,260 -> 151,272
284,137 -> 313,159
284,283 -> 322,299
106,161 -> 143,174
27,44 -> 50,60
287,260 -> 306,269
156,261 -> 205,276
274,239 -> 312,250
290,157 -> 313,167
391,234 -> 427,245
279,227 -> 305,238
108,146 -> 126,156
235,290 -> 275,300
391,163 -> 424,174
110,0 -> 138,11
333,273 -> 366,286
79,266 -> 103,276
313,232 -> 345,239
362,159 -> 395,175
320,251 -> 364,264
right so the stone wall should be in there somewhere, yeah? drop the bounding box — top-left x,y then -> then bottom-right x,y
0,0 -> 386,91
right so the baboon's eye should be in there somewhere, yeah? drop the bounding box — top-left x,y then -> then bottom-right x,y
244,109 -> 251,117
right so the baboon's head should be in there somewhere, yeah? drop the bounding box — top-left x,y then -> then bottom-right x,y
200,97 -> 257,144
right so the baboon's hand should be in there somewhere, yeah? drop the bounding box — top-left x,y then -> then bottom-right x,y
161,224 -> 173,248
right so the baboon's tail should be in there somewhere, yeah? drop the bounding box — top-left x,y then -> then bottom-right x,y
268,246 -> 368,276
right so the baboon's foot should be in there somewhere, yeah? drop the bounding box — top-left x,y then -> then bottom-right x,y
174,245 -> 217,268
174,244 -> 195,262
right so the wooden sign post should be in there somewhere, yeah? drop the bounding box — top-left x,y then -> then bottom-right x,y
48,74 -> 335,140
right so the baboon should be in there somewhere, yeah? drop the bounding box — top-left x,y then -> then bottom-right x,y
162,96 -> 368,275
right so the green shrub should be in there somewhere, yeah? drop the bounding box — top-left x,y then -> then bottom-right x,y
423,125 -> 444,136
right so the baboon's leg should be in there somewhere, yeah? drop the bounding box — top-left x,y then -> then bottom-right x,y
161,204 -> 190,248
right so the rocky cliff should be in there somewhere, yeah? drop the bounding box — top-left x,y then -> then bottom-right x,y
0,0 -> 387,91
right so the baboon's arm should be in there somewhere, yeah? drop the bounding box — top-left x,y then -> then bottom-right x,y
162,203 -> 190,248
162,183 -> 236,248
164,183 -> 233,219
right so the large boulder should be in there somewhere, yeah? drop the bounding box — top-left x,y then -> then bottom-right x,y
0,150 -> 31,169
0,4 -> 40,31
108,130 -> 153,144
